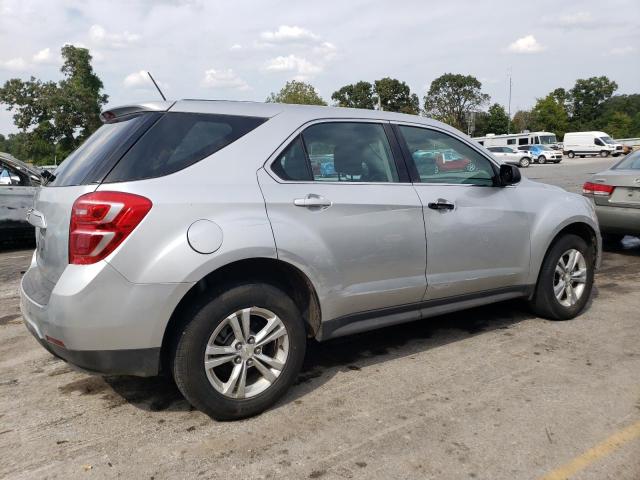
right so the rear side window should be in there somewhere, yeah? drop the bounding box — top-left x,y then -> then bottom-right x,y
613,151 -> 640,170
105,113 -> 266,183
272,136 -> 311,181
49,113 -> 158,186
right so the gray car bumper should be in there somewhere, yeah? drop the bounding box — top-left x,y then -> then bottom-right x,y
595,205 -> 640,236
20,256 -> 193,376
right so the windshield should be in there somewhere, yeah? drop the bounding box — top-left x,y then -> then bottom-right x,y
601,136 -> 615,145
539,135 -> 557,145
613,151 -> 640,170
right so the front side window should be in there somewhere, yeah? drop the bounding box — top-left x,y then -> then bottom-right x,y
594,138 -> 604,146
0,162 -> 28,186
539,135 -> 557,145
398,125 -> 495,186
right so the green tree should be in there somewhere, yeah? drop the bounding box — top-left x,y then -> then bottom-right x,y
605,112 -> 632,139
423,73 -> 490,130
331,81 -> 375,109
569,76 -> 618,129
266,80 -> 327,106
0,45 -> 107,164
601,94 -> 640,136
531,94 -> 569,138
511,110 -> 534,133
484,103 -> 510,135
373,77 -> 419,114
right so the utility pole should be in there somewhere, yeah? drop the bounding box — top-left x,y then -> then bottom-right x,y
507,68 -> 512,134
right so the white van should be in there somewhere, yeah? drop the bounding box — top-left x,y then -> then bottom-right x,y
562,132 -> 623,158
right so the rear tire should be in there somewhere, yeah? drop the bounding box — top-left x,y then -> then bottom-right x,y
172,283 -> 306,420
519,157 -> 530,168
529,234 -> 594,320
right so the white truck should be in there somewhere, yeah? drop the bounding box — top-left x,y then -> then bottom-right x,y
562,131 -> 623,158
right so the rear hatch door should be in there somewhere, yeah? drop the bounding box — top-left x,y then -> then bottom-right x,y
32,108 -> 164,288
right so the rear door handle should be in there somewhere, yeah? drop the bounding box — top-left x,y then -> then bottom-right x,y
427,199 -> 455,211
293,195 -> 332,208
26,208 -> 46,228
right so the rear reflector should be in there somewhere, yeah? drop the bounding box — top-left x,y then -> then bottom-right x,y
45,335 -> 66,348
69,191 -> 152,265
582,182 -> 615,196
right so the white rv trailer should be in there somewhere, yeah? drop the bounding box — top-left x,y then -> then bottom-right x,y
473,131 -> 560,149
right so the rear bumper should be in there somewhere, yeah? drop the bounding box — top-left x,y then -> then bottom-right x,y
594,205 -> 640,235
20,256 -> 193,376
23,319 -> 160,376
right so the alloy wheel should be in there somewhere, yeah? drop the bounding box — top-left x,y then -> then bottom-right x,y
553,249 -> 588,307
204,307 -> 289,399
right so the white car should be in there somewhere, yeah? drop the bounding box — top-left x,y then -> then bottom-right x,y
487,146 -> 531,168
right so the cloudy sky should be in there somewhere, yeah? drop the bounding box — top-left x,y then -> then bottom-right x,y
1,0 -> 639,134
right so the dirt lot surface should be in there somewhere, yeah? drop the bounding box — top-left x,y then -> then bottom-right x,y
1,156 -> 639,479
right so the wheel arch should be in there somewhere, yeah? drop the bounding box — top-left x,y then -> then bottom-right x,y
531,220 -> 599,296
159,257 -> 322,373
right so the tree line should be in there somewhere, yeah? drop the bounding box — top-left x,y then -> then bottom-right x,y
267,75 -> 640,140
1,46 -> 639,165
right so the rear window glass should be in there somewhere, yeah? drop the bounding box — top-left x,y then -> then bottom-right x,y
613,151 -> 640,170
104,112 -> 267,183
49,113 -> 156,186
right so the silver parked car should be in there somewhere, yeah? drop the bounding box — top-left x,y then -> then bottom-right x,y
21,101 -> 601,420
0,152 -> 41,243
486,146 -> 531,168
583,150 -> 640,242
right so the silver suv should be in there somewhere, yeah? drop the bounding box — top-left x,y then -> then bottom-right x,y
21,100 -> 601,420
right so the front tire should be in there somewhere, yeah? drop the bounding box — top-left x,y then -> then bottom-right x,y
172,283 -> 306,420
519,157 -> 530,168
567,151 -> 575,159
529,234 -> 594,320
537,155 -> 546,164
600,150 -> 610,158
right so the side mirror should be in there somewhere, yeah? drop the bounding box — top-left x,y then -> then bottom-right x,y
499,164 -> 521,186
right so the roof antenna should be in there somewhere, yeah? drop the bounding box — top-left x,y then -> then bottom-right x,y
147,72 -> 166,101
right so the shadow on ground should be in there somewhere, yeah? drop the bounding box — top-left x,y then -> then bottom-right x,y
96,299 -> 534,415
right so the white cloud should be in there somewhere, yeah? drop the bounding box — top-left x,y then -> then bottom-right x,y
553,11 -> 595,28
32,48 -> 52,63
313,41 -> 337,61
507,35 -> 544,53
265,55 -> 323,79
202,68 -> 250,90
1,57 -> 27,71
89,24 -> 140,48
609,46 -> 635,56
230,44 -> 243,50
260,25 -> 319,43
123,70 -> 151,88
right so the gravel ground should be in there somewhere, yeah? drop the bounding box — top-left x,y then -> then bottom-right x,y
0,155 -> 638,480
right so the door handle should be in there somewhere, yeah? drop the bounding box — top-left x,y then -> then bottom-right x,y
293,195 -> 332,208
427,199 -> 455,211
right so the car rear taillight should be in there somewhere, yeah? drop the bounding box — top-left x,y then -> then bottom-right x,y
69,191 -> 152,265
582,182 -> 615,196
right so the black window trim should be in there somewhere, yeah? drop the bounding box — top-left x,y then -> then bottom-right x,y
390,122 -> 501,187
266,118 -> 411,185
